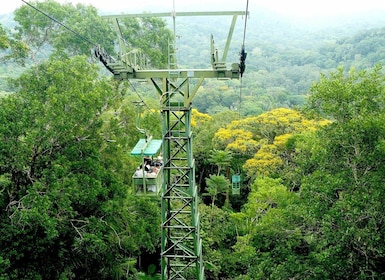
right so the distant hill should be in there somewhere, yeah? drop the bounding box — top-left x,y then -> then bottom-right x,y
169,8 -> 385,114
2,7 -> 385,113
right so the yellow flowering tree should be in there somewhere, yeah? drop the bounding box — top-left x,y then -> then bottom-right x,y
213,108 -> 330,178
243,109 -> 330,178
213,119 -> 260,155
191,108 -> 213,127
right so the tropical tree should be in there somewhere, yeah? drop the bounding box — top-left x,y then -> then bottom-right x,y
198,203 -> 238,280
11,0 -> 115,65
0,23 -> 29,66
229,177 -> 302,279
208,149 -> 233,176
298,65 -> 385,279
0,55 -> 159,279
216,66 -> 385,279
214,108 -> 329,180
105,16 -> 173,69
11,0 -> 172,69
205,149 -> 233,208
205,175 -> 230,211
0,25 -> 8,49
214,122 -> 258,155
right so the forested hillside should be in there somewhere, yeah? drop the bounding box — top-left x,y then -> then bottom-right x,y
3,6 -> 385,113
1,1 -> 385,279
172,9 -> 385,115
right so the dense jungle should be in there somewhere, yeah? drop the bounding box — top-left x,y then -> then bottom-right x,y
1,1 -> 385,279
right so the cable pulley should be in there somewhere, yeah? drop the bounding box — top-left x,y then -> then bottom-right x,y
239,45 -> 247,77
94,45 -> 116,73
239,0 -> 249,77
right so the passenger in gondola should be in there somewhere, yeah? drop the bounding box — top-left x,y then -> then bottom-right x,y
134,167 -> 146,177
145,163 -> 151,172
144,157 -> 152,171
147,161 -> 159,176
147,185 -> 156,192
151,166 -> 159,174
155,155 -> 163,166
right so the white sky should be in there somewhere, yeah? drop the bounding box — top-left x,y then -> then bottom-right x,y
2,0 -> 385,17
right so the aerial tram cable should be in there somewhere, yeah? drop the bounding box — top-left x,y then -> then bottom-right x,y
21,0 -> 116,73
242,0 -> 249,46
127,80 -> 162,122
238,0 -> 249,119
21,0 -> 158,123
22,0 -> 164,197
232,0 -> 249,195
21,0 -> 98,48
239,0 -> 249,78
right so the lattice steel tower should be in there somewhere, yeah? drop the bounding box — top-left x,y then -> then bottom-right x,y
97,10 -> 248,280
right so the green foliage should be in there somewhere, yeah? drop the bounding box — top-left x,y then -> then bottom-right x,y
295,67 -> 385,278
0,20 -> 29,67
3,2 -> 385,279
205,65 -> 385,279
205,174 -> 230,208
208,149 -> 232,176
290,66 -> 385,279
306,65 -> 385,122
228,177 -> 304,279
0,56 -> 160,279
12,0 -> 115,65
198,204 -> 238,279
104,16 -> 172,69
0,24 -> 9,49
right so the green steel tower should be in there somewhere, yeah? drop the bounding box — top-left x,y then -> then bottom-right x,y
96,10 -> 247,280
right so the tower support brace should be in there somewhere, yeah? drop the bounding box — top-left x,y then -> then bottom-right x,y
159,78 -> 204,280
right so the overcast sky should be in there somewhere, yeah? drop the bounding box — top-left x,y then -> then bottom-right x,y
3,0 -> 385,17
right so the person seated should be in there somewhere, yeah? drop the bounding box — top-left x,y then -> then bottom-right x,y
155,156 -> 163,166
144,157 -> 152,165
134,167 -> 146,177
152,166 -> 159,174
147,185 -> 157,192
146,170 -> 157,178
145,163 -> 151,172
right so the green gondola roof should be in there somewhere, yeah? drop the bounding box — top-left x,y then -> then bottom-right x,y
130,138 -> 162,156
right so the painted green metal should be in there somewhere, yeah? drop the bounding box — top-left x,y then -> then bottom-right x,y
103,11 -> 246,19
130,139 -> 163,156
232,174 -> 241,195
132,166 -> 163,196
98,10 -> 248,280
130,136 -> 163,195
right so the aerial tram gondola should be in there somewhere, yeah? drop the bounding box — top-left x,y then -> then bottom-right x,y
131,137 -> 163,196
231,174 -> 241,195
130,101 -> 163,196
